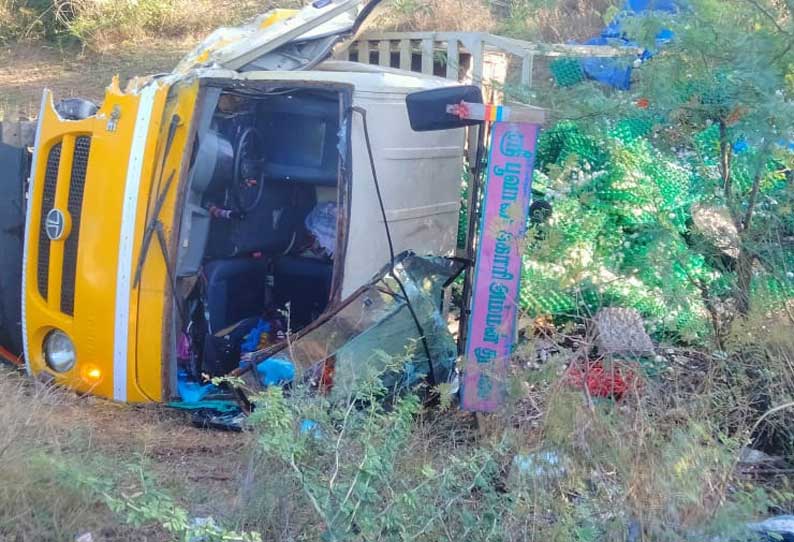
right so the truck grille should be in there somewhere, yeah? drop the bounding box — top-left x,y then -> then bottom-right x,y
61,136 -> 91,315
37,143 -> 61,301
36,137 -> 92,315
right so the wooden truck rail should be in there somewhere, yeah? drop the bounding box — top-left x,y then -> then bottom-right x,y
339,31 -> 639,91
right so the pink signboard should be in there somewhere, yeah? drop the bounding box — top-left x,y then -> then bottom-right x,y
462,121 -> 539,412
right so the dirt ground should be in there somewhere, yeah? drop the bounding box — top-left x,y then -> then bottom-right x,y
2,362 -> 249,518
59,395 -> 246,508
0,40 -> 189,120
61,387 -> 248,514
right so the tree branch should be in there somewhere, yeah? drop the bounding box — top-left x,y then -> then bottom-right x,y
742,0 -> 789,35
742,143 -> 771,231
772,39 -> 793,64
718,120 -> 740,229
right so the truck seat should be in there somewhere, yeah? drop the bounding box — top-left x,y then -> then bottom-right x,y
274,255 -> 332,329
204,182 -> 315,259
203,257 -> 268,333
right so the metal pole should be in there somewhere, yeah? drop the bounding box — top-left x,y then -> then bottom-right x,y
457,124 -> 487,354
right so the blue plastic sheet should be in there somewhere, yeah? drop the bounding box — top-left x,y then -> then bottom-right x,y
256,356 -> 295,386
177,370 -> 218,403
168,400 -> 240,412
578,0 -> 679,89
581,37 -> 634,90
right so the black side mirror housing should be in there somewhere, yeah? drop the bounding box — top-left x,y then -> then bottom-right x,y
406,85 -> 484,132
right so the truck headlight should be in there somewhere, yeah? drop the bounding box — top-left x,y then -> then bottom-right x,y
43,330 -> 76,373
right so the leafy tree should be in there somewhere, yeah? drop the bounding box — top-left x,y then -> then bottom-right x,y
628,0 -> 794,315
529,0 -> 794,338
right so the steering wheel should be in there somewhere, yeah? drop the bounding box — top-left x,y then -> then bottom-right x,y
232,126 -> 266,214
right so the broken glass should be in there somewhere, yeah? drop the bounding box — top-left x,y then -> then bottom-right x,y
237,253 -> 463,400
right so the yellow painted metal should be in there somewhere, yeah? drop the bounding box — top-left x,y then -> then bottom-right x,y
173,7 -> 303,74
258,9 -> 299,29
25,80 -> 172,401
127,80 -> 199,402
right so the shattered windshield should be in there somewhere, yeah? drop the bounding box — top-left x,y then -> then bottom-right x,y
237,253 -> 463,400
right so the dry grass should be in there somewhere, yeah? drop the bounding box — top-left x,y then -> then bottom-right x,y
0,366 -> 121,541
0,0 -> 500,120
500,0 -> 618,41
0,366 -> 250,541
0,0 -> 302,48
0,40 -> 186,120
59,0 -> 304,51
373,0 -> 496,32
0,0 -> 304,120
480,336 -> 793,538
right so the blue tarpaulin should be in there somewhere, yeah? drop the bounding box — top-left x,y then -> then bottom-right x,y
577,0 -> 679,89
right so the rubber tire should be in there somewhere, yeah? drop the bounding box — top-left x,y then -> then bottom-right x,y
0,142 -> 29,356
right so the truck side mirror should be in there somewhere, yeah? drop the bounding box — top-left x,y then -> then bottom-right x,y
406,85 -> 484,132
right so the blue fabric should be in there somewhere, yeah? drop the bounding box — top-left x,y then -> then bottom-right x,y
734,139 -> 794,154
177,370 -> 218,403
625,0 -> 679,13
734,139 -> 749,154
256,357 -> 295,387
300,419 -> 320,435
241,319 -> 271,353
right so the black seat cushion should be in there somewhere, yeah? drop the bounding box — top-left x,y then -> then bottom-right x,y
203,257 -> 268,333
274,256 -> 333,329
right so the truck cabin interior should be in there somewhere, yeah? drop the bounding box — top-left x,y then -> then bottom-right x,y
175,83 -> 346,391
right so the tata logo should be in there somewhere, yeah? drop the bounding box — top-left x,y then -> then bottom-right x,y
45,209 -> 68,241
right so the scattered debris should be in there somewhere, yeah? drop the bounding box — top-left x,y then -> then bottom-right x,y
739,447 -> 784,467
566,360 -> 641,400
190,409 -> 246,432
512,450 -> 566,479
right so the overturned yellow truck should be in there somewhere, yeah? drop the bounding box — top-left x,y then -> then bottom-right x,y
11,0 -> 477,404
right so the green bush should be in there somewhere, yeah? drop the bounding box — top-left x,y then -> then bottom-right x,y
227,359 -> 784,541
0,0 -> 64,43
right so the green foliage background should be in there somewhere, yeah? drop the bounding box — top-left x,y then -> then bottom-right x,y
516,0 -> 794,344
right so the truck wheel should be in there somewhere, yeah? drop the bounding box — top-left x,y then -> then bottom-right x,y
0,142 -> 30,357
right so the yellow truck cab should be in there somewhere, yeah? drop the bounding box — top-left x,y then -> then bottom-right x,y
21,0 -> 466,403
